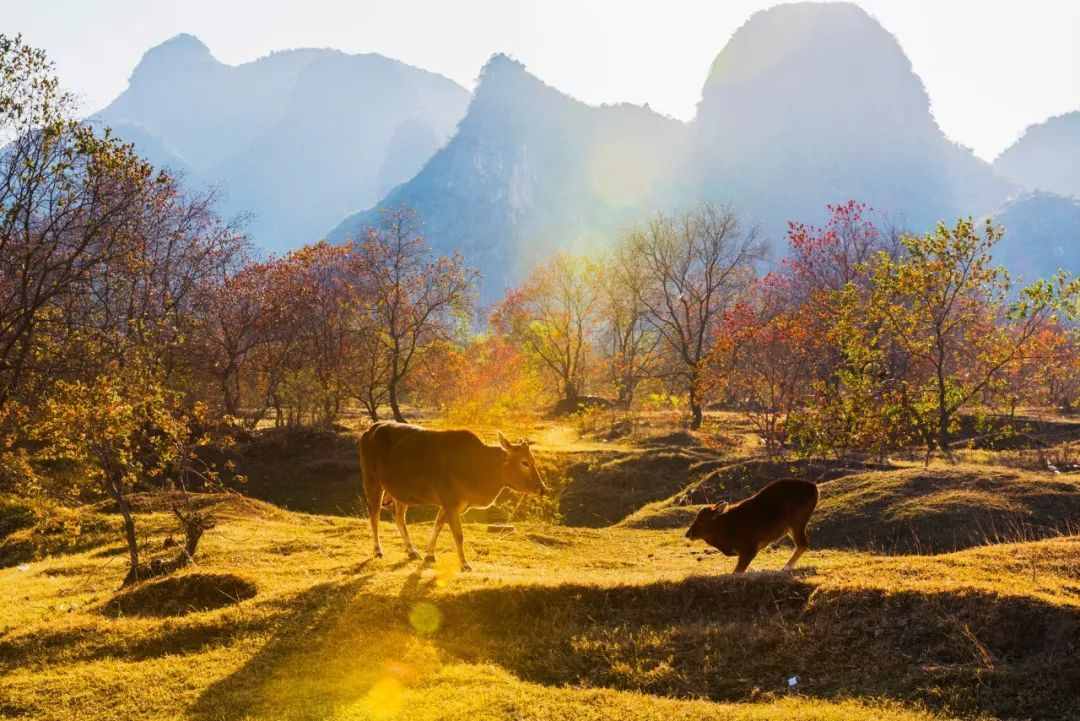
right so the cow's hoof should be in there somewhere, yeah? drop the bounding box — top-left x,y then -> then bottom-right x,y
424,554 -> 436,564
407,549 -> 422,560
373,549 -> 384,559
460,562 -> 473,572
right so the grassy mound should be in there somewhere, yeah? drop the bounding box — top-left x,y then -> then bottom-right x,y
559,446 -> 724,527
812,465 -> 1080,553
0,495 -> 118,568
103,573 -> 257,617
620,458 -> 891,530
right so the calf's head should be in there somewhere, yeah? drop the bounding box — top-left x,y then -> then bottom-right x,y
686,503 -> 732,548
498,431 -> 548,496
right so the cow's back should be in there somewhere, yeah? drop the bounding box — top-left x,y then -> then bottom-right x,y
728,479 -> 818,549
360,421 -> 486,505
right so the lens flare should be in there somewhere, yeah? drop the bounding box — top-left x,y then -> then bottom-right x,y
409,601 -> 442,635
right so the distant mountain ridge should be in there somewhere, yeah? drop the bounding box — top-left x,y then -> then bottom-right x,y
994,112 -> 1080,199
95,5 -> 1080,294
987,192 -> 1080,283
689,2 -> 1011,235
331,2 -> 1021,298
93,33 -> 470,252
328,54 -> 685,298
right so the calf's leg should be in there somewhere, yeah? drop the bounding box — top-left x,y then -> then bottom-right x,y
784,523 -> 810,571
446,507 -> 471,572
424,507 -> 447,562
733,549 -> 757,574
393,501 -> 421,559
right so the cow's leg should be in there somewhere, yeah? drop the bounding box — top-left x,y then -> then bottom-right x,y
393,501 -> 421,559
424,507 -> 447,562
733,549 -> 756,574
784,523 -> 810,571
362,465 -> 384,559
446,507 -> 471,572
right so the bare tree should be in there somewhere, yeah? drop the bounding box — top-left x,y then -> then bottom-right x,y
353,207 -> 476,422
492,253 -> 598,406
622,203 -> 765,428
599,249 -> 662,407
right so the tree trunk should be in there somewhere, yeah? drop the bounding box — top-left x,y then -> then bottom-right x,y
365,401 -> 379,422
564,381 -> 579,403
274,403 -> 283,428
688,386 -> 704,430
388,379 -> 406,422
222,365 -> 240,418
937,406 -> 954,463
111,481 -> 140,586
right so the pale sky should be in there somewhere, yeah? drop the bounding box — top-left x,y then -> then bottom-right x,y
5,0 -> 1079,161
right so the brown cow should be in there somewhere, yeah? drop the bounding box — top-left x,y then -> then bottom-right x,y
684,479 -> 818,573
359,421 -> 548,570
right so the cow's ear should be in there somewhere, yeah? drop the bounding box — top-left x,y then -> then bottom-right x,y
497,431 -> 513,451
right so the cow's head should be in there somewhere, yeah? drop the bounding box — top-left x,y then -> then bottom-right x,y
685,502 -> 733,552
499,431 -> 548,496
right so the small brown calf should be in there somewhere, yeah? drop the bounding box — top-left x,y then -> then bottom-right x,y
685,479 -> 818,573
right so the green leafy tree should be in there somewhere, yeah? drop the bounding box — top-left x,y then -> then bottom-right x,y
827,219 -> 1078,461
37,354 -> 191,585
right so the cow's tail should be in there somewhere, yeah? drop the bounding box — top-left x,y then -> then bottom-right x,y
359,423 -> 385,515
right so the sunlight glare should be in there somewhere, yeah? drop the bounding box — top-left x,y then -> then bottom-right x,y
408,602 -> 442,635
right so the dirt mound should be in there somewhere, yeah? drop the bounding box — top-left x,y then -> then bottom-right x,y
559,446 -> 724,527
639,431 -> 701,448
813,465 -> 1080,553
103,573 -> 257,618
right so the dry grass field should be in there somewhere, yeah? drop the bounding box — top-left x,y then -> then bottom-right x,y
3,413 -> 1080,721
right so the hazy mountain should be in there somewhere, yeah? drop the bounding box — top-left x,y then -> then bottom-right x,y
332,3 -> 1018,297
93,33 -> 469,251
688,2 -> 1011,237
989,192 -> 1080,281
328,54 -> 686,300
994,112 -> 1080,199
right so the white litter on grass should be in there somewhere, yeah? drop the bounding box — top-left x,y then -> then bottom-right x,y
787,675 -> 799,687
16,563 -> 30,572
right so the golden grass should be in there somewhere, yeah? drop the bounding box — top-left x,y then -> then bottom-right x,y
2,492 -> 1078,720
5,411 -> 1080,721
